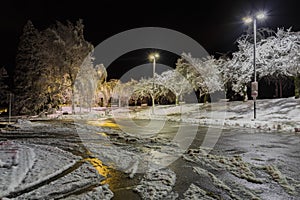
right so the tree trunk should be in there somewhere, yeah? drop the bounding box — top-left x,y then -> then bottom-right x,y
118,97 -> 121,107
203,93 -> 208,104
89,93 -> 92,112
103,92 -> 108,107
175,95 -> 179,106
275,80 -> 278,98
151,96 -> 155,108
243,85 -> 248,102
279,79 -> 283,98
79,96 -> 82,113
151,94 -> 155,114
86,94 -> 89,112
71,87 -> 75,114
295,75 -> 300,99
198,90 -> 201,103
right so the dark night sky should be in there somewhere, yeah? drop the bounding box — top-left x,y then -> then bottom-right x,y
1,0 -> 300,79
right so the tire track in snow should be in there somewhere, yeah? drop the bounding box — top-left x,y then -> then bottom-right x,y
6,160 -> 83,198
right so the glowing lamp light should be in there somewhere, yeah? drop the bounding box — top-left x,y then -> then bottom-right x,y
149,53 -> 159,61
241,10 -> 268,119
243,17 -> 253,24
256,12 -> 266,19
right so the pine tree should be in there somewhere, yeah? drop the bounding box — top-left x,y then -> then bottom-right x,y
13,20 -> 94,115
14,20 -> 47,115
0,67 -> 9,108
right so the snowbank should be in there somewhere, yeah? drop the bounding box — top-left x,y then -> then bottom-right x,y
128,97 -> 300,133
134,168 -> 178,199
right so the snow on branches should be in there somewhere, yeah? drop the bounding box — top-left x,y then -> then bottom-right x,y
225,28 -> 300,96
176,53 -> 223,100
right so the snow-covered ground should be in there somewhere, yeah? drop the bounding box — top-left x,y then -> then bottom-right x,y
0,97 -> 299,199
0,140 -> 106,199
0,118 -> 300,199
27,97 -> 300,133
113,97 -> 300,133
0,120 -> 114,200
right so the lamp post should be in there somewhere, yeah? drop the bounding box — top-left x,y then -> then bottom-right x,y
149,53 -> 159,114
243,12 -> 266,119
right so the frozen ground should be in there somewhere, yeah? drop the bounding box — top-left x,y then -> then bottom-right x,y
116,97 -> 300,133
0,97 -> 299,199
25,97 -> 300,133
0,120 -> 114,199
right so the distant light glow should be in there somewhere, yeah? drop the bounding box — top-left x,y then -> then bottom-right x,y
256,12 -> 266,19
243,17 -> 253,24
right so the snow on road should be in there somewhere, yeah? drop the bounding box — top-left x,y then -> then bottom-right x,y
183,183 -> 215,200
134,168 -> 178,199
0,140 -> 83,198
0,97 -> 300,200
181,133 -> 300,200
65,184 -> 113,200
0,141 -> 36,197
13,163 -> 104,199
0,121 -> 115,199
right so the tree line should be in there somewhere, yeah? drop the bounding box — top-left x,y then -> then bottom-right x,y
109,28 -> 300,106
0,20 -> 106,115
0,22 -> 299,115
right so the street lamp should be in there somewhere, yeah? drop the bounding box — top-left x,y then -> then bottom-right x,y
149,53 -> 159,113
243,12 -> 266,119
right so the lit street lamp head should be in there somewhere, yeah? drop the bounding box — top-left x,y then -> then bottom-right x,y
256,12 -> 266,20
149,53 -> 159,61
243,11 -> 266,24
243,16 -> 253,24
242,10 -> 267,120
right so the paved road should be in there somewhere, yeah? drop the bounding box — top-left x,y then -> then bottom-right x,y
1,119 -> 300,199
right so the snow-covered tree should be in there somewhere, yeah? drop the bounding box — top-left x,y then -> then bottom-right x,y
74,54 -> 106,112
176,53 -> 223,103
226,28 -> 300,100
39,27 -> 72,108
111,79 -> 138,107
225,37 -> 254,101
133,75 -> 167,108
13,19 -> 94,115
97,79 -> 119,107
95,64 -> 107,86
157,70 -> 192,105
50,20 -> 93,113
258,28 -> 300,98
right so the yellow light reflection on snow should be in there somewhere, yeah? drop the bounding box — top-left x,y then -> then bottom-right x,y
85,157 -> 122,188
96,132 -> 108,137
87,120 -> 119,129
85,157 -> 110,178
